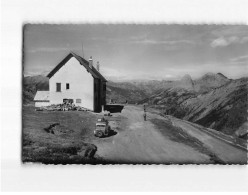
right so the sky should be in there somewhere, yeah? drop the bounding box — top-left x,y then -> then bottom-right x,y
23,24 -> 248,81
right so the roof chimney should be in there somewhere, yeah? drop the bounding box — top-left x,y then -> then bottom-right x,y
96,61 -> 100,71
89,56 -> 93,69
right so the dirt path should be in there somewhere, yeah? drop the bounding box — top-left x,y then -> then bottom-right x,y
93,105 -> 213,164
168,116 -> 247,164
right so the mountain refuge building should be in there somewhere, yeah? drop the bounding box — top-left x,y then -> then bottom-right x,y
34,52 -> 107,112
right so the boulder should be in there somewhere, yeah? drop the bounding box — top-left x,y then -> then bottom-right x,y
78,144 -> 97,158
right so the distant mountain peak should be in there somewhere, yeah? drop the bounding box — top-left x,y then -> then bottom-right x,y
205,72 -> 215,76
193,72 -> 230,93
201,72 -> 215,78
201,72 -> 229,80
217,72 -> 228,79
181,74 -> 192,81
176,74 -> 194,91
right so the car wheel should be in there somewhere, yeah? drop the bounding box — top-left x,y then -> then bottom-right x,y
96,131 -> 103,138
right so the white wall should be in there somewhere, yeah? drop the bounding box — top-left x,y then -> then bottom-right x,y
49,57 -> 94,110
35,102 -> 50,107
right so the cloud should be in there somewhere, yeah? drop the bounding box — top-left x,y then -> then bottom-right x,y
23,66 -> 52,76
100,67 -> 127,78
101,66 -> 179,81
26,46 -> 95,55
211,37 -> 229,47
90,34 -> 196,46
229,55 -> 248,65
131,39 -> 195,45
211,26 -> 248,38
241,36 -> 248,43
26,47 -> 71,53
211,36 -> 248,48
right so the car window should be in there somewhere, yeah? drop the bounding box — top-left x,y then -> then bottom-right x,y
97,125 -> 106,127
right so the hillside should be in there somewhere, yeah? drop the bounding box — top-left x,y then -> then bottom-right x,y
107,73 -> 230,103
193,72 -> 230,93
23,75 -> 49,104
141,77 -> 248,137
174,74 -> 195,91
184,78 -> 247,135
23,73 -> 231,105
106,81 -> 147,104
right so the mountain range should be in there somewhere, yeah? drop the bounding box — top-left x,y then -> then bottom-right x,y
23,72 -> 247,139
106,72 -> 231,102
23,75 -> 49,104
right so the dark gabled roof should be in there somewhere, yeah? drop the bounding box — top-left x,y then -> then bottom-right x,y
47,53 -> 73,78
47,52 -> 107,82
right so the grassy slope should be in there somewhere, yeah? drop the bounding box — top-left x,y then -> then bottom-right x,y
22,105 -> 103,164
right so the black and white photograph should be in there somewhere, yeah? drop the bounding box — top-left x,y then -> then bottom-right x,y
1,0 -> 248,192
22,24 -> 248,165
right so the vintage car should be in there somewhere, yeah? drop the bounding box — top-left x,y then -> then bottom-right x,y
94,118 -> 110,137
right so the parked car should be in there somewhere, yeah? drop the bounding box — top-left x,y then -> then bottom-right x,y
94,118 -> 110,137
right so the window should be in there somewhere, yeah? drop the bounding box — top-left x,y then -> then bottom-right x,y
63,99 -> 68,103
103,83 -> 106,91
76,99 -> 81,103
63,99 -> 73,103
66,83 -> 69,90
56,83 -> 61,92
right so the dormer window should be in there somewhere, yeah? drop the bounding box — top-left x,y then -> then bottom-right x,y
66,83 -> 70,90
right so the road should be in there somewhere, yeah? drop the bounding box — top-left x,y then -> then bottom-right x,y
93,105 -> 247,164
168,116 -> 247,164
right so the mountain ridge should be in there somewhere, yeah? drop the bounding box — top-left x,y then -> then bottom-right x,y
22,73 -> 247,139
139,77 -> 247,138
23,72 -> 232,104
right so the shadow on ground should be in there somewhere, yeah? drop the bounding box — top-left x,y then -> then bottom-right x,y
104,104 -> 124,113
98,128 -> 118,138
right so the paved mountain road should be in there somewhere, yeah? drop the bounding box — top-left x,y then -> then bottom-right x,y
93,105 -> 247,164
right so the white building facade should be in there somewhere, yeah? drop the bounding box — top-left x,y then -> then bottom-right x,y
34,52 -> 107,112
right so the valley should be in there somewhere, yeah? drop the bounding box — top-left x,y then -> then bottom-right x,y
23,72 -> 248,144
